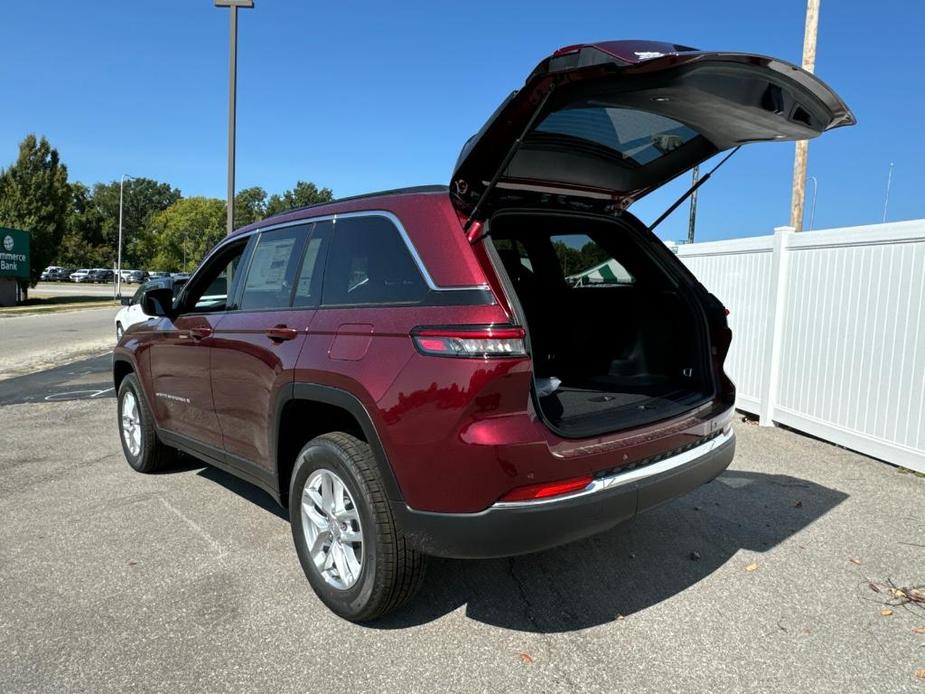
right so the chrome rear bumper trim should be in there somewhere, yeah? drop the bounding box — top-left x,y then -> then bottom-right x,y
492,428 -> 735,509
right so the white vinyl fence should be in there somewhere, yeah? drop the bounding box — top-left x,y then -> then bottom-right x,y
675,220 -> 925,474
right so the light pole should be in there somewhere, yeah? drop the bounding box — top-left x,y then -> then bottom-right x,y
215,0 -> 254,235
882,162 -> 894,223
807,176 -> 818,230
117,174 -> 137,299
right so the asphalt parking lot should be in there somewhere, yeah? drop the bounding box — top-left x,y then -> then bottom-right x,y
1,372 -> 923,692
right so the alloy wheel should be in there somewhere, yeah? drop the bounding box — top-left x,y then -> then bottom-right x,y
120,391 -> 142,457
301,468 -> 364,590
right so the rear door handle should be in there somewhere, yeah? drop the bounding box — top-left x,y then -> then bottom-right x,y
265,326 -> 298,342
189,327 -> 213,340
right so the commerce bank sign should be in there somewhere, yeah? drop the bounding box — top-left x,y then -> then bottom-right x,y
0,227 -> 30,279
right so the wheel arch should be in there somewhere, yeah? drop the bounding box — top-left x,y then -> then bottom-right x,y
112,357 -> 135,391
274,383 -> 405,509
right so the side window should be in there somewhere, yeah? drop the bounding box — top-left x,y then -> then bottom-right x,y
550,234 -> 634,287
321,216 -> 426,306
180,239 -> 248,314
239,226 -> 307,310
292,222 -> 327,308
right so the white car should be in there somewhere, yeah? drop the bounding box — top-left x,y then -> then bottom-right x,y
70,269 -> 91,282
115,278 -> 188,340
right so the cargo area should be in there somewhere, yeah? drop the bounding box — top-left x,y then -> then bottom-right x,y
489,212 -> 713,438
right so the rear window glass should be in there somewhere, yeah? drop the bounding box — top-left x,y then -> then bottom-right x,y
551,234 -> 634,286
534,107 -> 697,165
321,216 -> 426,306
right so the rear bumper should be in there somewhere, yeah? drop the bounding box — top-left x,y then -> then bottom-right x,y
397,429 -> 735,559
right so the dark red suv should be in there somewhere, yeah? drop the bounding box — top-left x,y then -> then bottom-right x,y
113,40 -> 853,621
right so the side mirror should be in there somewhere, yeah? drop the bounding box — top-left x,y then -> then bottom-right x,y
120,296 -> 132,306
140,287 -> 174,317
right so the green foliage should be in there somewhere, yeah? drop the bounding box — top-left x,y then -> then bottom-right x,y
140,197 -> 226,272
0,135 -> 71,285
58,182 -> 110,267
89,177 -> 181,268
0,133 -> 333,276
265,180 -> 334,217
234,186 -> 268,228
552,240 -> 610,277
53,177 -> 180,269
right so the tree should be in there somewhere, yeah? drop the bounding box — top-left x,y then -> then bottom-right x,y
0,134 -> 71,285
139,197 -> 225,272
89,177 -> 181,268
57,182 -> 110,267
234,186 -> 268,228
552,240 -> 583,277
265,180 -> 333,217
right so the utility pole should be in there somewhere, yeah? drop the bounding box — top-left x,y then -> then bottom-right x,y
789,0 -> 820,232
215,0 -> 254,235
687,165 -> 700,244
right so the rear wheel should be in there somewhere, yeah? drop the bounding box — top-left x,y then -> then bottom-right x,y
289,432 -> 426,622
117,373 -> 176,473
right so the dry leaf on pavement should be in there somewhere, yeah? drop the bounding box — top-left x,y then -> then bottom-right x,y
913,627 -> 925,634
848,558 -> 862,565
880,608 -> 894,617
745,563 -> 758,572
915,668 -> 925,680
519,653 -> 534,664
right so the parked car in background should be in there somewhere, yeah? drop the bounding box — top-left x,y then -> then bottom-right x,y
123,270 -> 148,284
91,269 -> 115,284
170,272 -> 191,281
56,268 -> 76,281
147,271 -> 171,280
112,39 -> 853,621
70,269 -> 91,282
41,266 -> 63,281
115,277 -> 189,340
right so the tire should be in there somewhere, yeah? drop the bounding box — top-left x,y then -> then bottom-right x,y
117,373 -> 176,473
289,432 -> 426,622
116,322 -> 124,341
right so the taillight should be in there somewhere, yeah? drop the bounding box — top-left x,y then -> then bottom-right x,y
499,474 -> 594,502
411,325 -> 527,359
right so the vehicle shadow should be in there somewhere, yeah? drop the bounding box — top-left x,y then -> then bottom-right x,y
195,463 -> 288,520
183,460 -> 847,633
371,469 -> 847,633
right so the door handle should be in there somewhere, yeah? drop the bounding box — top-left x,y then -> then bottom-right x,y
265,325 -> 298,342
189,327 -> 213,340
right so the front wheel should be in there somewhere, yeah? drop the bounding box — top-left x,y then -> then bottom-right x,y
117,373 -> 176,473
289,432 -> 426,622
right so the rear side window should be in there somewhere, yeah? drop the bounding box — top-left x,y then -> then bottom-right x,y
321,216 -> 426,306
239,226 -> 306,310
551,234 -> 634,286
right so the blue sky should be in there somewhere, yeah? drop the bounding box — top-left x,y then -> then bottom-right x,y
0,0 -> 919,242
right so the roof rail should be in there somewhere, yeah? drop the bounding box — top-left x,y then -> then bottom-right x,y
273,184 -> 448,218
